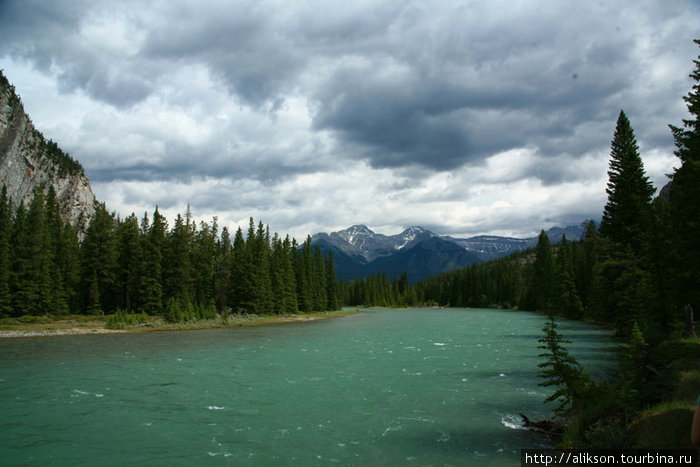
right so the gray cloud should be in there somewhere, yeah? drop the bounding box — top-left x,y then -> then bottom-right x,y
1,0 -> 699,238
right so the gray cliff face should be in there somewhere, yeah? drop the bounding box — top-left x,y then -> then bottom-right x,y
0,73 -> 96,231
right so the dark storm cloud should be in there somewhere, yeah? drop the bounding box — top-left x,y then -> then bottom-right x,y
309,22 -> 643,176
0,0 -> 155,107
1,0 -> 698,189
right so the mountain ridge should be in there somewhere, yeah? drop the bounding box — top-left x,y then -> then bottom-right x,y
311,224 -> 585,283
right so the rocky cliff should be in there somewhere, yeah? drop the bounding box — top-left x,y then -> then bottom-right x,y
0,71 -> 96,230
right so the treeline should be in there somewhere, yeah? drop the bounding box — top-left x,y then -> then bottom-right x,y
0,187 -> 341,321
348,109 -> 686,342
344,272 -> 419,307
346,39 -> 700,344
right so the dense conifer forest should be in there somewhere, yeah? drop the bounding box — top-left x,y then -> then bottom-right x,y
0,189 -> 341,321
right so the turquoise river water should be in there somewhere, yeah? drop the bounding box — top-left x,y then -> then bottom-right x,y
0,308 -> 618,466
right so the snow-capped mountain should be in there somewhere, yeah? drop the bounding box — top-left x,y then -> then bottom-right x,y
313,225 -> 435,263
311,224 -> 585,283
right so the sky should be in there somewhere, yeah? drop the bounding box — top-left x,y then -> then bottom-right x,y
1,0 -> 699,241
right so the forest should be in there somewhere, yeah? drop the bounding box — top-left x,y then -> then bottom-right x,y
0,190 -> 342,322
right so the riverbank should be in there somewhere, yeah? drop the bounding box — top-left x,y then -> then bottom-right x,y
0,308 -> 363,338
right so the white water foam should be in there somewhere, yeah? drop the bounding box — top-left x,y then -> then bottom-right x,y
72,389 -> 104,398
500,413 -> 526,430
207,406 -> 225,410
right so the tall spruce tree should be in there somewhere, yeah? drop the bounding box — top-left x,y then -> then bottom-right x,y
139,208 -> 166,315
600,110 -> 655,253
668,39 -> 700,311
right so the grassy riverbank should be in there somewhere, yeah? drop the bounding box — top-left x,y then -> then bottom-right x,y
0,308 -> 363,338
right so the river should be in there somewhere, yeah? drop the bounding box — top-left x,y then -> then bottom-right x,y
0,308 -> 618,466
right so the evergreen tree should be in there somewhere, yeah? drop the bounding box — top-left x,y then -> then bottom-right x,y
312,245 -> 328,311
214,226 -> 232,312
139,208 -> 166,315
576,221 -> 600,310
45,186 -> 73,314
523,230 -> 555,312
10,191 -> 53,315
538,315 -> 590,416
325,251 -> 340,311
80,203 -> 118,314
230,226 -> 252,312
668,39 -> 700,312
0,186 -> 11,317
115,214 -> 143,312
249,221 -> 273,314
163,213 -> 194,303
555,236 -> 584,318
600,110 -> 655,253
270,234 -> 296,314
295,237 -> 314,312
192,218 -> 217,307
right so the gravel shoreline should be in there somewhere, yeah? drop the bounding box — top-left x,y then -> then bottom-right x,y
0,328 -> 127,338
0,310 -> 363,338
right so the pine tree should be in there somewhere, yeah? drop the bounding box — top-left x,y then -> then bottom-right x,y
668,39 -> 700,312
600,110 -> 655,253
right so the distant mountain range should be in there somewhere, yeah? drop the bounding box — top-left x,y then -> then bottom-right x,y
311,224 -> 585,283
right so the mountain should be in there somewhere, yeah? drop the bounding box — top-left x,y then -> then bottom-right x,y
363,236 -> 483,283
312,224 -> 584,283
312,225 -> 435,263
0,71 -> 96,230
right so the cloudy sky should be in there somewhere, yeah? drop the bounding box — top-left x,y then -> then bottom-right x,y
1,1 -> 698,240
